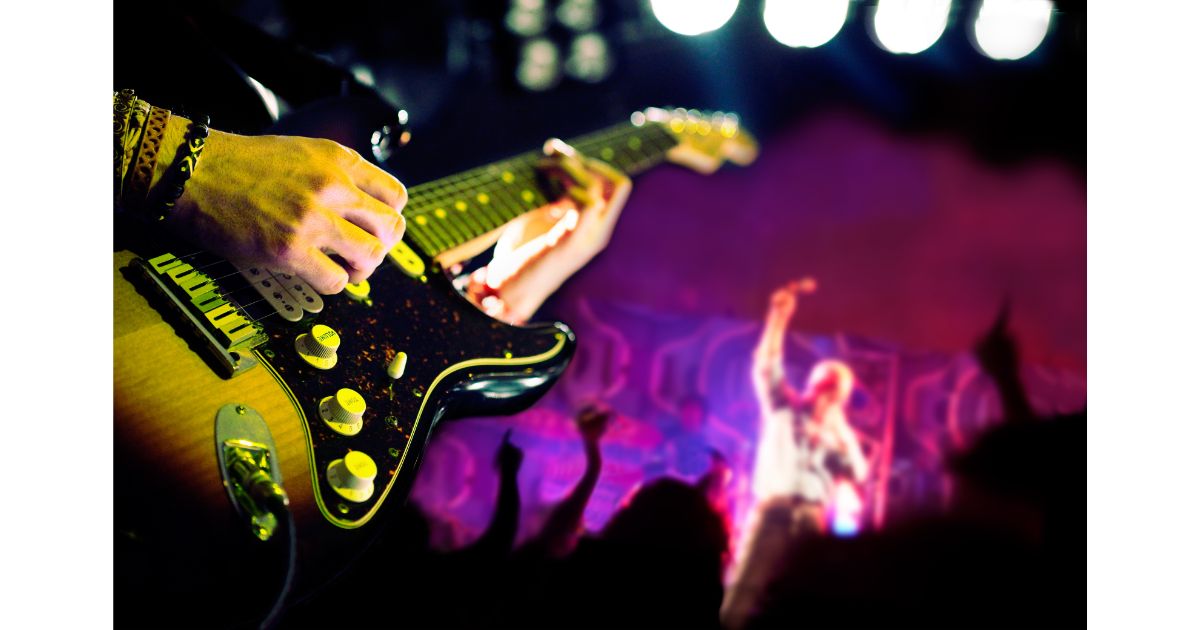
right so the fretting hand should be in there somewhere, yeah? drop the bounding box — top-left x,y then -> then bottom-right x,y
467,138 -> 631,324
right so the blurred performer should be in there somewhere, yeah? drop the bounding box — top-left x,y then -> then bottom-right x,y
749,278 -> 867,526
721,278 -> 869,630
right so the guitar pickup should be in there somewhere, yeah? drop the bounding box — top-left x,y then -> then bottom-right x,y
238,266 -> 305,322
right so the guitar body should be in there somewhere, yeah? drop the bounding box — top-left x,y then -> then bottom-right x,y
114,237 -> 573,626
113,95 -> 753,626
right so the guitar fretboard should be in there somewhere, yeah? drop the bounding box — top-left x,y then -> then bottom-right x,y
402,121 -> 678,258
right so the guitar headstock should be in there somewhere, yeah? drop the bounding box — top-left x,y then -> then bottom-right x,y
635,106 -> 759,174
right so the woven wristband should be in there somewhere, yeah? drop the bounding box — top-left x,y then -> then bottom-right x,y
123,105 -> 171,213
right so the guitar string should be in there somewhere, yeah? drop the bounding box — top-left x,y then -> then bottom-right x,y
403,122 -> 669,211
147,121 -> 686,326
402,121 -> 643,199
404,124 -> 663,216
402,124 -> 676,251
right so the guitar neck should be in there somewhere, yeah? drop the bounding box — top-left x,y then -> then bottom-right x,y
402,120 -> 679,258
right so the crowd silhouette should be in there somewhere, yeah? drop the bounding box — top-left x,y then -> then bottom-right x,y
282,307 -> 1081,629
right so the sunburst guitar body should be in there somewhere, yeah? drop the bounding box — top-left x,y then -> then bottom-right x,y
114,100 -> 757,627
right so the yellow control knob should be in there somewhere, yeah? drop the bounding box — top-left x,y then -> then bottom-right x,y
326,450 -> 378,503
319,388 -> 367,436
343,280 -> 371,301
295,324 -> 341,370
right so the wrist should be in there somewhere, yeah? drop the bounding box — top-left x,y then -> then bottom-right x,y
152,114 -> 191,191
167,126 -> 234,228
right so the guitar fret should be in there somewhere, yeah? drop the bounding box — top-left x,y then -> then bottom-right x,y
435,206 -> 471,245
415,205 -> 459,249
450,196 -> 489,238
404,122 -> 679,257
409,223 -> 444,256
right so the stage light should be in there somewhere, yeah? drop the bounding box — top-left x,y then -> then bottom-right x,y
972,0 -> 1053,60
557,0 -> 600,32
763,0 -> 849,49
506,0 -> 548,37
565,32 -> 612,83
650,0 -> 739,36
516,37 -> 560,91
871,0 -> 952,55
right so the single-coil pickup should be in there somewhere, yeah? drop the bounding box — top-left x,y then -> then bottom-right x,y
240,266 -> 305,322
272,272 -> 324,314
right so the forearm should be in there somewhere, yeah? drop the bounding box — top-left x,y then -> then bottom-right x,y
475,469 -> 521,554
534,441 -> 602,555
995,372 -> 1036,422
752,309 -> 791,401
557,441 -> 603,526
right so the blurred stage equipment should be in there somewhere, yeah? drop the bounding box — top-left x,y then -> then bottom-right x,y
506,0 -> 613,91
650,0 -> 740,36
506,0 -> 550,36
565,32 -> 613,82
971,0 -> 1054,60
870,0 -> 953,54
763,0 -> 850,48
517,36 -> 562,91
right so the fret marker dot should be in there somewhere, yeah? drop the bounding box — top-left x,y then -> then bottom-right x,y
454,200 -> 467,211
414,215 -> 428,226
628,137 -> 642,150
501,171 -> 515,184
476,193 -> 490,205
521,190 -> 535,203
434,208 -> 447,219
600,147 -> 614,160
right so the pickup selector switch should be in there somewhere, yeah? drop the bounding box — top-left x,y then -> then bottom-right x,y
387,351 -> 408,379
326,450 -> 377,503
319,388 -> 367,436
295,324 -> 340,370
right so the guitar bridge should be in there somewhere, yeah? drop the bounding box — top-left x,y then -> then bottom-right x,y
134,253 -> 267,377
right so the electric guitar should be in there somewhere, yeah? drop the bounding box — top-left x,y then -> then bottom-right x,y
114,104 -> 757,627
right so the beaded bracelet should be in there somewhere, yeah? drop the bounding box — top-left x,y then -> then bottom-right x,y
147,115 -> 210,222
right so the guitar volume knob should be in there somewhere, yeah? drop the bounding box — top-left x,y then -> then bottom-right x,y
326,450 -> 377,503
295,324 -> 340,370
319,388 -> 366,436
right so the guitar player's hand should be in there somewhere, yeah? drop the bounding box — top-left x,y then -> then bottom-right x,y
166,121 -> 407,294
466,138 -> 631,324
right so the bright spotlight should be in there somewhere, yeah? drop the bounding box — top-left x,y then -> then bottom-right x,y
871,0 -> 952,55
972,0 -> 1053,60
650,0 -> 739,36
763,0 -> 849,48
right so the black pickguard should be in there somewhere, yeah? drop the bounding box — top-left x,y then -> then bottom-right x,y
258,244 -> 574,528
